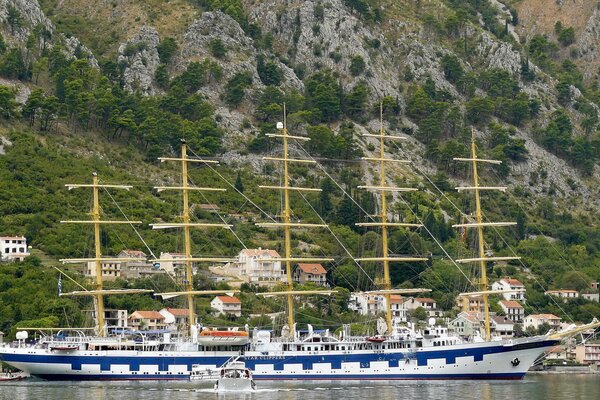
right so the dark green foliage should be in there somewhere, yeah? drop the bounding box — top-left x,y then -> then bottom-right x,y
6,5 -> 24,33
555,22 -> 575,46
210,38 -> 227,59
478,68 -> 519,99
343,0 -> 382,23
349,55 -> 366,76
307,124 -> 362,160
257,55 -> 283,86
196,0 -> 248,28
224,71 -> 253,107
157,37 -> 178,64
155,64 -> 169,89
0,33 -> 6,55
234,172 -> 244,193
123,41 -> 148,57
441,54 -> 464,83
0,85 -> 19,119
305,70 -> 342,122
465,96 -> 494,125
343,82 -> 369,119
0,48 -> 28,80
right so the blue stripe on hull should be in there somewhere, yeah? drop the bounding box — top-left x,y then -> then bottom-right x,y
34,372 -> 526,381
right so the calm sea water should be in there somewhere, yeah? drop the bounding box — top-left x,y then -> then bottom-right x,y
0,375 -> 598,400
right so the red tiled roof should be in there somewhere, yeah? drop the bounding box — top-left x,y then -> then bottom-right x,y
165,308 -> 189,316
216,296 -> 241,304
130,311 -> 164,320
528,313 -> 561,320
241,248 -> 280,258
0,236 -> 26,240
499,300 -> 523,309
390,295 -> 403,304
297,263 -> 326,275
502,278 -> 524,286
120,249 -> 147,258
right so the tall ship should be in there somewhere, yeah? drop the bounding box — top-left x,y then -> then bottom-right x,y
0,108 -> 596,381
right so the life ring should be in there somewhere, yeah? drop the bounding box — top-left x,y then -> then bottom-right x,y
511,357 -> 520,367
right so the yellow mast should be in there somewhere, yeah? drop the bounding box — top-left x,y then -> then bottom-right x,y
452,129 -> 520,341
150,140 -> 237,337
257,105 -> 336,339
91,173 -> 105,333
356,102 -> 428,334
281,106 -> 295,331
60,173 -> 149,336
470,139 -> 491,340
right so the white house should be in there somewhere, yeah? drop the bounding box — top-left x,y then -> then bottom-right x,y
498,300 -> 524,323
226,248 -> 284,286
0,236 -> 30,262
293,263 -> 327,286
159,308 -> 194,329
349,293 -> 407,321
349,293 -> 383,315
211,296 -> 242,317
582,293 -> 599,302
404,297 -> 442,318
491,316 -> 515,338
157,252 -> 189,283
524,314 -> 561,331
128,310 -> 166,331
449,312 -> 483,338
545,289 -> 579,299
491,278 -> 526,301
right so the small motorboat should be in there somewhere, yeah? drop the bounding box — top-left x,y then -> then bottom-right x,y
0,371 -> 27,382
190,365 -> 220,381
367,335 -> 386,343
214,361 -> 256,392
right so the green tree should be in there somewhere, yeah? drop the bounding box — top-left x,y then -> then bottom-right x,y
210,38 -> 227,59
234,172 -> 244,193
157,37 -> 178,64
0,85 -> 19,119
349,55 -> 366,76
465,97 -> 494,125
441,54 -> 464,83
257,55 -> 283,86
344,82 -> 369,119
305,70 -> 342,122
224,71 -> 253,107
6,5 -> 24,34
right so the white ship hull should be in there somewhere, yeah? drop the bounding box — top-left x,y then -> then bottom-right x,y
0,337 -> 558,381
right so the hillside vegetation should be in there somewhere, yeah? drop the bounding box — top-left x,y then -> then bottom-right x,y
0,0 -> 599,334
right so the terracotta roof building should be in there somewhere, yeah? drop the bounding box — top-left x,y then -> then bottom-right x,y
293,263 -> 328,286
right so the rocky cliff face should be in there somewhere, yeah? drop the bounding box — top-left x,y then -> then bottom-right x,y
0,0 -> 97,68
118,26 -> 161,96
2,0 -> 599,205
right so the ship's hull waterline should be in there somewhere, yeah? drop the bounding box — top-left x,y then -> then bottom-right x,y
0,338 -> 558,381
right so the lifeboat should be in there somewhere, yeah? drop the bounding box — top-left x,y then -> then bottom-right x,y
198,329 -> 250,346
366,336 -> 386,343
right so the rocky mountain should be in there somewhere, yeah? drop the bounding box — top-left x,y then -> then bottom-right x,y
0,0 -> 599,252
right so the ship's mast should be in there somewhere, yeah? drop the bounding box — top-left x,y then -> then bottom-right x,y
151,140 -> 239,337
356,103 -> 428,333
453,129 -> 520,341
60,173 -> 151,336
257,104 -> 336,339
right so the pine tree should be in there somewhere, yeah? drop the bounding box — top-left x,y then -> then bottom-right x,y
234,172 -> 244,193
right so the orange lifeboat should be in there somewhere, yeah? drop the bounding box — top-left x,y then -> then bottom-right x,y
198,329 -> 249,346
